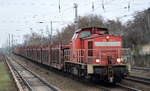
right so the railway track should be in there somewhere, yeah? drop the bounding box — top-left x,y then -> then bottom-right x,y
116,83 -> 141,91
6,55 -> 60,91
132,67 -> 150,71
11,54 -> 142,91
125,75 -> 150,85
97,83 -> 141,91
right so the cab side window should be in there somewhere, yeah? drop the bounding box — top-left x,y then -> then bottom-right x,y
72,33 -> 78,40
99,31 -> 108,35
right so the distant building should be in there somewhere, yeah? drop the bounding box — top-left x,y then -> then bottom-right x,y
140,44 -> 150,55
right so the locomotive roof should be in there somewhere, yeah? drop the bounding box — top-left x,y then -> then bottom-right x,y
75,27 -> 108,33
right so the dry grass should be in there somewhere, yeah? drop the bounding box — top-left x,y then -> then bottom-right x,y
0,55 -> 17,91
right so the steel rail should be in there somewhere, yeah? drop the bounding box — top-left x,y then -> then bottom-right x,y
11,54 -> 141,91
7,56 -> 35,91
5,56 -> 24,91
7,55 -> 60,91
117,83 -> 142,91
125,75 -> 150,85
10,56 -> 61,91
132,67 -> 150,71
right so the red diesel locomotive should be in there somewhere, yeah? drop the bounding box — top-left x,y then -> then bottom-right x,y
14,27 -> 129,83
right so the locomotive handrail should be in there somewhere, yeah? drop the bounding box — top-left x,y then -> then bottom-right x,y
63,48 -> 132,64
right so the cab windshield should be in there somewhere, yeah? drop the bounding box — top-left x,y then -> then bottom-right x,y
79,31 -> 90,38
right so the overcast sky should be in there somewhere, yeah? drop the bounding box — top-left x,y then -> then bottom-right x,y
0,0 -> 149,47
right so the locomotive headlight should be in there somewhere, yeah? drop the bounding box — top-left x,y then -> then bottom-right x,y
106,36 -> 110,39
117,58 -> 121,63
96,59 -> 100,63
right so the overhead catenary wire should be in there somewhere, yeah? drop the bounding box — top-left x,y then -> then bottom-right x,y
1,0 -> 149,48
102,0 -> 105,12
128,1 -> 130,11
0,0 -> 147,22
0,0 -> 148,24
92,2 -> 95,11
58,0 -> 61,13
